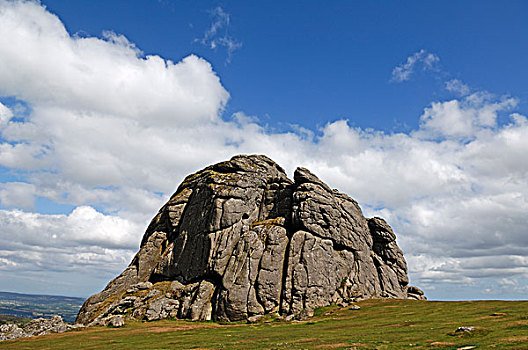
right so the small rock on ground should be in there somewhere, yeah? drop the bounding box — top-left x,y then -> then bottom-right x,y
455,326 -> 475,333
109,315 -> 125,327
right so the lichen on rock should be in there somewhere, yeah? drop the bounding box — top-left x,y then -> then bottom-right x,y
75,154 -> 425,326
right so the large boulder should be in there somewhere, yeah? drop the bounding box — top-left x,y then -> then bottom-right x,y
76,155 -> 424,325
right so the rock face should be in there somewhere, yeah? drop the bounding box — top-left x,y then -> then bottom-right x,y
76,155 -> 425,325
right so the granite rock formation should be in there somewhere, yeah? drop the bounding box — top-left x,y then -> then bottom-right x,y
0,316 -> 81,341
76,155 -> 425,325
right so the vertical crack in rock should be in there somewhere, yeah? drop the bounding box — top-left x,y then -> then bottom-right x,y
75,155 -> 425,326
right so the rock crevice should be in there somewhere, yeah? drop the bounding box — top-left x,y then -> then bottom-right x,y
76,155 -> 425,325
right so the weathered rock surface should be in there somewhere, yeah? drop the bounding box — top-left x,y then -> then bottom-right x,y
76,155 -> 425,325
0,315 -> 80,341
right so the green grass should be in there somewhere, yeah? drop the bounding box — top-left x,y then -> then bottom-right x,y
1,299 -> 528,349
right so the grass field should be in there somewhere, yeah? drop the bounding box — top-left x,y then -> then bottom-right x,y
1,299 -> 527,349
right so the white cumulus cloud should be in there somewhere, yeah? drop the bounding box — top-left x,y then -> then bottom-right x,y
0,207 -> 141,295
416,93 -> 518,139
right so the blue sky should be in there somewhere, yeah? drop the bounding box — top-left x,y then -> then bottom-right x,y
43,0 -> 528,131
0,0 -> 528,300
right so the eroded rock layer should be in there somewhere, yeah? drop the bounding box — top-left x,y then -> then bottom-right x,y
76,155 -> 425,325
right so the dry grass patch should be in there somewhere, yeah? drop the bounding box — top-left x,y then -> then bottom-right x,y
315,343 -> 349,348
429,341 -> 455,347
499,335 -> 528,343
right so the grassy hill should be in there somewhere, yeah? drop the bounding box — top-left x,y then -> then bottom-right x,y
0,299 -> 527,349
0,291 -> 85,323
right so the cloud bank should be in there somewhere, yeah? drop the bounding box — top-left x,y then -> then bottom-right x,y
0,1 -> 527,299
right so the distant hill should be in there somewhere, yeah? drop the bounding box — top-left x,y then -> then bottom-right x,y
0,291 -> 85,323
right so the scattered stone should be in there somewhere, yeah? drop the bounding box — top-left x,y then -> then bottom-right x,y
457,346 -> 476,350
349,305 -> 361,310
75,155 -> 425,325
284,314 -> 296,322
455,326 -> 475,333
0,315 -> 75,341
0,324 -> 25,341
296,309 -> 314,321
406,286 -> 427,300
109,315 -> 125,328
247,315 -> 265,323
23,315 -> 71,335
490,312 -> 507,317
